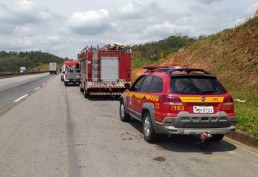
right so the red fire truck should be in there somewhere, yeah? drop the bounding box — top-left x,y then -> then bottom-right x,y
79,44 -> 131,98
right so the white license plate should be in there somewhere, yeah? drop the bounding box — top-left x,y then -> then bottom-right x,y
193,106 -> 214,113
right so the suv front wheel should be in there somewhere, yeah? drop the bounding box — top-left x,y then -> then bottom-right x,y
143,112 -> 158,143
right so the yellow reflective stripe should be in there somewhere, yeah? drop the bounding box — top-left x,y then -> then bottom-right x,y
205,97 -> 224,102
127,92 -> 160,102
146,95 -> 151,100
179,96 -> 224,103
136,93 -> 143,99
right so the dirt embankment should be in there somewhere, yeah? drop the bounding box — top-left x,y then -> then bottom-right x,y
133,17 -> 258,89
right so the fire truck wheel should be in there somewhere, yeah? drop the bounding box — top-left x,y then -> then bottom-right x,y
119,102 -> 130,122
143,112 -> 158,143
83,90 -> 89,98
210,134 -> 224,142
64,82 -> 68,86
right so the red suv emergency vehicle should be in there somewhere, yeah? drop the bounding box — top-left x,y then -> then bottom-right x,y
120,66 -> 236,143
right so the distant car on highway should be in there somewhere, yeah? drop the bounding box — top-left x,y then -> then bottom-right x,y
120,66 -> 236,143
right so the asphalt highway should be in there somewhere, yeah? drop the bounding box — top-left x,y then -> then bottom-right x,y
0,73 -> 55,116
0,74 -> 257,177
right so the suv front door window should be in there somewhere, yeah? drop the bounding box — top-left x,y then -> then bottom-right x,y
139,76 -> 153,92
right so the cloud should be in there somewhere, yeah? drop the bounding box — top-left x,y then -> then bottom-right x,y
67,9 -> 113,35
117,2 -> 166,22
118,2 -> 147,20
144,22 -> 181,38
0,0 -> 50,26
0,0 -> 65,56
0,0 -> 257,58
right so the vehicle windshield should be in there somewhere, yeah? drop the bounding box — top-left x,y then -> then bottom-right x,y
67,67 -> 76,73
170,76 -> 226,94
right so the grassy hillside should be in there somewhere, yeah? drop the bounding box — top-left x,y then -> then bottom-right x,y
132,16 -> 258,139
0,51 -> 64,72
131,35 -> 196,60
131,35 -> 196,67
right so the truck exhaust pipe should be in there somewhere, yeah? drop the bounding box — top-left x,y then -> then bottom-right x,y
200,132 -> 212,141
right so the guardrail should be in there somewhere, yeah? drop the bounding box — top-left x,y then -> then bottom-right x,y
0,71 -> 49,78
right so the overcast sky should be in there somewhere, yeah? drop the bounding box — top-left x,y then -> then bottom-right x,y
0,0 -> 257,58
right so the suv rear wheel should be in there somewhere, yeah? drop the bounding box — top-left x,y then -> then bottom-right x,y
143,112 -> 158,143
120,102 -> 130,122
211,134 -> 224,142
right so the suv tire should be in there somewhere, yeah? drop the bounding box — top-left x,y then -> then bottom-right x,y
120,102 -> 130,122
143,112 -> 158,143
211,134 -> 224,142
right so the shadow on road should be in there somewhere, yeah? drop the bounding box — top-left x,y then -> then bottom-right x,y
128,119 -> 237,154
87,96 -> 120,102
64,84 -> 80,87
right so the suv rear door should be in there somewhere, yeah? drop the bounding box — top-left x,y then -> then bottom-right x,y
137,75 -> 154,114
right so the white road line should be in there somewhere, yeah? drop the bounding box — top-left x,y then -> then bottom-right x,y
42,83 -> 46,86
47,80 -> 50,82
34,87 -> 40,91
14,94 -> 29,103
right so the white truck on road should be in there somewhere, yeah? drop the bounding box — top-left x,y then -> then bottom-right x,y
49,62 -> 57,74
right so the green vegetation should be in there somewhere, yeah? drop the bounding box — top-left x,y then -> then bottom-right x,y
132,16 -> 258,139
0,51 -> 64,72
231,87 -> 258,139
132,58 -> 157,69
131,35 -> 196,60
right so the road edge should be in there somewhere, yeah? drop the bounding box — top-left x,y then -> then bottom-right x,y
226,130 -> 258,149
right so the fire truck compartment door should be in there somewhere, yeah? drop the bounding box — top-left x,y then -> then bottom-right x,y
101,57 -> 119,81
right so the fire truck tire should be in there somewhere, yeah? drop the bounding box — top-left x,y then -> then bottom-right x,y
210,134 -> 224,142
64,82 -> 68,86
83,89 -> 89,98
143,112 -> 158,143
119,102 -> 130,122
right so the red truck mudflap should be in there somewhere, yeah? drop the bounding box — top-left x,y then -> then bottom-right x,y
86,82 -> 129,96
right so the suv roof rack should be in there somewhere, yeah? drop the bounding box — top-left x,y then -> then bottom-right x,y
166,68 -> 212,75
143,65 -> 169,73
143,65 -> 213,76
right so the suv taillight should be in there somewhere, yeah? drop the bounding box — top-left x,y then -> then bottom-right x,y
223,96 -> 233,105
159,95 -> 182,105
221,95 -> 234,112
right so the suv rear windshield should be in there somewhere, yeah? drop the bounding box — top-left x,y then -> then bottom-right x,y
170,76 -> 226,94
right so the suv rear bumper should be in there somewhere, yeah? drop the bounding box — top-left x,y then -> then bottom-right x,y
64,78 -> 80,83
153,111 -> 236,135
157,125 -> 236,135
